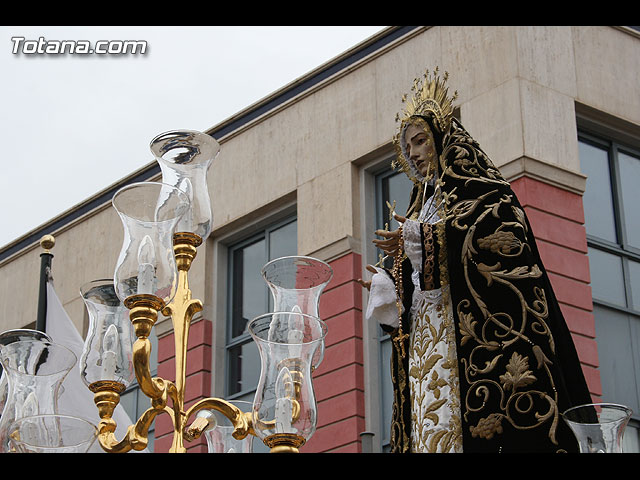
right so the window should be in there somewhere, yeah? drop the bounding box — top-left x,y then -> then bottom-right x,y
224,217 -> 297,453
374,167 -> 413,451
225,218 -> 297,400
579,131 -> 640,452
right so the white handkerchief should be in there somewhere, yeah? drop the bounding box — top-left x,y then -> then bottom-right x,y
365,267 -> 402,328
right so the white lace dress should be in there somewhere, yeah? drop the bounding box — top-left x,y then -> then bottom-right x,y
367,192 -> 463,453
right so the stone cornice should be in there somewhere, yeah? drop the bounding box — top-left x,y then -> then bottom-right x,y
499,156 -> 587,195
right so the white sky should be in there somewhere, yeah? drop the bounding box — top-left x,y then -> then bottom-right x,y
0,26 -> 386,249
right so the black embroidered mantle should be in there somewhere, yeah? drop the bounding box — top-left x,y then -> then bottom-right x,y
387,116 -> 593,453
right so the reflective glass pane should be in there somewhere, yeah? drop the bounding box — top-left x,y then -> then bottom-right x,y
148,329 -> 158,374
227,219 -> 297,401
588,247 -> 627,307
380,171 -> 414,270
267,220 -> 297,311
269,220 -> 297,261
377,169 -> 413,450
622,423 -> 640,453
119,389 -> 136,422
594,305 -> 640,426
231,239 -> 266,338
619,151 -> 640,249
629,259 -> 640,312
228,341 -> 260,396
381,172 -> 413,231
579,141 -> 617,242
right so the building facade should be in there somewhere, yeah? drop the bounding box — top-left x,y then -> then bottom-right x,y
1,26 -> 639,453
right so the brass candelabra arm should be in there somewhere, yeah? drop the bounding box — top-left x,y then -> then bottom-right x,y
122,292 -> 193,451
126,405 -> 172,451
184,397 -> 253,442
133,339 -> 176,404
89,380 -> 169,453
125,294 -> 175,404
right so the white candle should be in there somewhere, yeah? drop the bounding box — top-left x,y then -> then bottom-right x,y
177,177 -> 194,233
275,367 -> 293,433
101,324 -> 119,381
22,392 -> 39,418
137,235 -> 155,295
288,305 -> 304,358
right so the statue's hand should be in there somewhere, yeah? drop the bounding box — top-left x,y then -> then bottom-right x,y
356,264 -> 378,290
373,213 -> 406,257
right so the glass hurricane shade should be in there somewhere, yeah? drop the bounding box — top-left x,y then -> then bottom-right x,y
261,256 -> 332,369
112,181 -> 190,303
261,256 -> 333,315
8,414 -> 98,453
248,312 -> 327,444
0,329 -> 52,416
562,402 -> 633,453
0,329 -> 51,346
79,279 -> 135,387
0,340 -> 76,452
150,130 -> 219,242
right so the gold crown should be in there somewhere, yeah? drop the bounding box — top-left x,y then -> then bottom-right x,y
395,67 -> 458,134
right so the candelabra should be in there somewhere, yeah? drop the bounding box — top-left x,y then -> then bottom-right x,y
79,130 -> 328,453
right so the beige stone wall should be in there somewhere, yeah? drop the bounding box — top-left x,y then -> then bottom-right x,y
1,25 -> 638,340
208,25 -> 640,264
574,26 -> 640,125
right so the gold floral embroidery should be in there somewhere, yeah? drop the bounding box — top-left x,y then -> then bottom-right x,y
500,352 -> 537,391
439,118 -> 562,447
409,294 -> 462,453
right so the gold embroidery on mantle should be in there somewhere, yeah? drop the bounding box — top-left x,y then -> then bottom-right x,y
440,118 -> 562,446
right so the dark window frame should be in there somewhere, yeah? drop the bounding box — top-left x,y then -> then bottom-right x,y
373,164 -> 414,451
579,128 -> 640,451
224,215 -> 297,400
580,130 -> 640,312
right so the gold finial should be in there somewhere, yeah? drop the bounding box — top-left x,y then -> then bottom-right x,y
40,234 -> 55,252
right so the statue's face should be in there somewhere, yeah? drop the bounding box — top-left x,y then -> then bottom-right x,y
404,122 -> 436,178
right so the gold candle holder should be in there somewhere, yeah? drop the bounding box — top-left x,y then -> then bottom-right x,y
88,233 -> 309,453
84,132 -> 319,453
